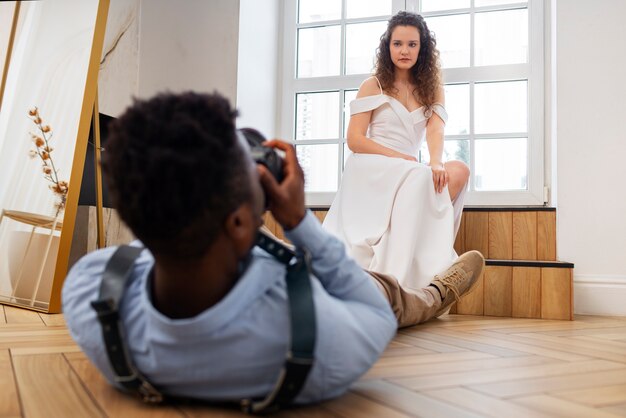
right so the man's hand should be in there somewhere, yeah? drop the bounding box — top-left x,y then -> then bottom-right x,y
257,140 -> 306,230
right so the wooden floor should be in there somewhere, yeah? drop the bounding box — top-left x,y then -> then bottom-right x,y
1,305 -> 625,418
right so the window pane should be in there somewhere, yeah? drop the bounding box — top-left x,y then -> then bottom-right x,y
444,84 -> 469,135
421,0 -> 469,12
297,26 -> 341,78
475,80 -> 527,134
346,0 -> 391,19
425,14 -> 470,68
345,21 -> 387,75
475,9 -> 528,66
444,140 -> 470,165
475,0 -> 527,7
418,140 -> 469,165
297,144 -> 339,192
296,92 -> 340,140
343,90 -> 358,137
475,138 -> 527,190
298,0 -> 341,23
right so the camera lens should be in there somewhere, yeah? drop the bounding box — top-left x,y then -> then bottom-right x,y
238,128 -> 284,183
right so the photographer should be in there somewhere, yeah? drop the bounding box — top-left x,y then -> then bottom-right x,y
62,92 -> 482,409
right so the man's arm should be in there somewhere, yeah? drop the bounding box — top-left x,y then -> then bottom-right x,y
286,211 -> 397,402
258,140 -> 397,402
285,212 -> 388,306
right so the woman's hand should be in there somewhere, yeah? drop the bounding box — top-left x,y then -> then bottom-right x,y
430,161 -> 449,193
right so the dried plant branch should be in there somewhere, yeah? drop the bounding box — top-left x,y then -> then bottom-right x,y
28,107 -> 68,217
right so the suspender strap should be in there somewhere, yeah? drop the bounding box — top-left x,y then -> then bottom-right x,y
90,246 -> 163,403
243,232 -> 316,413
91,233 -> 316,414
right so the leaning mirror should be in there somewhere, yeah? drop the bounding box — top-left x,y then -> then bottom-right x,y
0,0 -> 109,312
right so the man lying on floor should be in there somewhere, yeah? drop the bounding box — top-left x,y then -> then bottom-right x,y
63,91 -> 483,411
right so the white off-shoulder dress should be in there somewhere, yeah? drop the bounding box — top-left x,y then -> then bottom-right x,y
323,82 -> 466,291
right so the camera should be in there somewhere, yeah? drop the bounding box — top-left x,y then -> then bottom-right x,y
238,128 -> 284,184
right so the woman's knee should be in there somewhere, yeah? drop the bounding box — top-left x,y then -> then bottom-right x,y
444,161 -> 469,200
445,160 -> 470,186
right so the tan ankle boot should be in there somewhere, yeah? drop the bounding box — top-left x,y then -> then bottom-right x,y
429,250 -> 485,318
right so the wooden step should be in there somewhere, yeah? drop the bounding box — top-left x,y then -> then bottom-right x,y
452,208 -> 572,320
455,207 -> 557,262
306,207 -> 558,262
269,209 -> 573,321
449,260 -> 574,320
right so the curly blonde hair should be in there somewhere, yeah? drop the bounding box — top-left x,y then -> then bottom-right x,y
374,11 -> 441,109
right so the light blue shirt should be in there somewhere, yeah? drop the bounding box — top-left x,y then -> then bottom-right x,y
62,211 -> 397,404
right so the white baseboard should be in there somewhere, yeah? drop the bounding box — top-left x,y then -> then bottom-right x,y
574,274 -> 626,316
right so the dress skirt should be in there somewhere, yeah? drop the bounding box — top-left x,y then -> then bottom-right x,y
323,153 -> 461,291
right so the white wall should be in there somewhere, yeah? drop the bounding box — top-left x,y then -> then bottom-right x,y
556,0 -> 626,315
137,0 -> 240,104
98,0 -> 140,117
236,0 -> 281,138
98,0 -> 244,114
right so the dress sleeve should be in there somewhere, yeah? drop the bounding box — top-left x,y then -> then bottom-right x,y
431,103 -> 448,124
349,95 -> 389,116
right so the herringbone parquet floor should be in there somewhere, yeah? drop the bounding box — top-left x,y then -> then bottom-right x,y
1,304 -> 625,417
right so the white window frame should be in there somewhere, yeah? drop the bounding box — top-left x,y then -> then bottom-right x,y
281,0 -> 544,207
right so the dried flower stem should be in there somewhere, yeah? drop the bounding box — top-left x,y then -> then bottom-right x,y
28,107 -> 68,216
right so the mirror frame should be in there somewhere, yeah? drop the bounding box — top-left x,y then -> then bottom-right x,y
0,0 -> 110,313
0,2 -> 20,112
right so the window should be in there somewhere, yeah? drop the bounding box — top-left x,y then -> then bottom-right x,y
417,0 -> 544,204
281,0 -> 544,206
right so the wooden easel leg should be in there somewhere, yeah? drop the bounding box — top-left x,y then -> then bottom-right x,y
0,2 -> 20,112
92,90 -> 105,249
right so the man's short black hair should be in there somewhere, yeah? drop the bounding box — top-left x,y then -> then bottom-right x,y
102,91 -> 252,258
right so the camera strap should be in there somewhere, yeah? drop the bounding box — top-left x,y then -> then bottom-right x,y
91,230 -> 316,414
